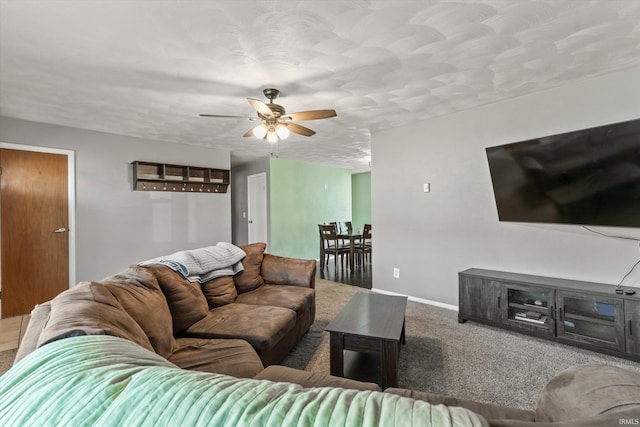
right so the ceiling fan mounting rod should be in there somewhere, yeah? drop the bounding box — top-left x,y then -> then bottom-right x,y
263,88 -> 280,103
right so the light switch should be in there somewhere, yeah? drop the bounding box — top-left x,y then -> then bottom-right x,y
423,183 -> 430,193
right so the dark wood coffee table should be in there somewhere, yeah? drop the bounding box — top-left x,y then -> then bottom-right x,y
325,293 -> 407,389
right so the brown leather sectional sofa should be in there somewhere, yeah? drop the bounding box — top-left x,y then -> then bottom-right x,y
16,243 -> 316,378
14,242 -> 640,426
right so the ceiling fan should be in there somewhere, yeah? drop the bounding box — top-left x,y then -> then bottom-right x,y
200,88 -> 337,144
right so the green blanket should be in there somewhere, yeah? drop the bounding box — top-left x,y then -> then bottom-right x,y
0,336 -> 487,427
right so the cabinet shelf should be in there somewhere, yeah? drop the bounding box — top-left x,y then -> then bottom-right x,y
564,313 -> 614,326
132,161 -> 230,193
508,302 -> 548,313
513,317 -> 549,327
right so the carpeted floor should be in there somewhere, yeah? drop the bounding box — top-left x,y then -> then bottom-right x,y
2,279 -> 639,412
281,279 -> 640,411
0,349 -> 17,376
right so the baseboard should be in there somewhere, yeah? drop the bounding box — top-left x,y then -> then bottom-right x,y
371,287 -> 459,312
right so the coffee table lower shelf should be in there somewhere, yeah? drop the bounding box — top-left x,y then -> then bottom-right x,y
325,293 -> 408,389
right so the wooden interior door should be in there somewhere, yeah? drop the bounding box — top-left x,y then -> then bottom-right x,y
1,148 -> 69,318
248,172 -> 268,244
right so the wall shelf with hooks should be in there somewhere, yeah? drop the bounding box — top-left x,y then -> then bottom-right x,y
132,161 -> 230,193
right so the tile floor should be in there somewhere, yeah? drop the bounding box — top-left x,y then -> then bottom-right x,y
0,314 -> 30,352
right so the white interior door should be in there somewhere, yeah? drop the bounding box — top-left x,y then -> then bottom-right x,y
247,173 -> 268,245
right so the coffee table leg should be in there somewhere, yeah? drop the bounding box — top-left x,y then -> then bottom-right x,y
381,340 -> 399,389
329,332 -> 344,377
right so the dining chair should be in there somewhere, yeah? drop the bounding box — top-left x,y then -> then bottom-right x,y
318,224 -> 350,270
355,223 -> 372,269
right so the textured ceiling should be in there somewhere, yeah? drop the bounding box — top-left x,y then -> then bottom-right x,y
1,1 -> 640,172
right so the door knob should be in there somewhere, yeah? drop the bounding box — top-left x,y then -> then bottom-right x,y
53,228 -> 67,233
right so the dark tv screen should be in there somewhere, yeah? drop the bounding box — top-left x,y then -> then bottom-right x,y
486,118 -> 640,228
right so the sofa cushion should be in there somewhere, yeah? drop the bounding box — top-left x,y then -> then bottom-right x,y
385,388 -> 535,422
142,263 -> 209,334
200,275 -> 237,308
255,365 -> 381,392
234,242 -> 266,293
169,337 -> 263,378
100,265 -> 175,358
536,364 -> 640,422
235,284 -> 314,316
261,253 -> 316,289
36,281 -> 154,352
184,302 -> 296,364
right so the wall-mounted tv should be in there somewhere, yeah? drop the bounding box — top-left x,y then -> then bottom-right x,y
486,118 -> 640,228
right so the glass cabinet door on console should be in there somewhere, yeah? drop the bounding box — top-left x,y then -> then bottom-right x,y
556,291 -> 624,351
502,285 -> 555,336
625,300 -> 640,356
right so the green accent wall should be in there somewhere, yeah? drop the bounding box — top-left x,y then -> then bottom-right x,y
351,172 -> 371,230
269,157 -> 351,259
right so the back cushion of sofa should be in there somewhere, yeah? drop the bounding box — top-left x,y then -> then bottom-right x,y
201,275 -> 237,308
100,266 -> 175,358
536,364 -> 640,421
37,281 -> 154,352
234,242 -> 266,293
143,263 -> 210,334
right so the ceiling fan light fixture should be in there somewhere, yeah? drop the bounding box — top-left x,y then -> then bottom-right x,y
266,130 -> 278,144
276,124 -> 290,140
200,88 -> 337,143
253,124 -> 267,139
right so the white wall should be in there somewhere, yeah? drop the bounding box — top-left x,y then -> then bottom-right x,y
372,67 -> 640,307
0,116 -> 231,282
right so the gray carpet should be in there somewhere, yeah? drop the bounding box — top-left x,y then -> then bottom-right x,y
0,349 -> 17,376
281,279 -> 640,411
2,279 -> 639,412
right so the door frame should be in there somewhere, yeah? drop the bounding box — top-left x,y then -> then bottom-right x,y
0,142 -> 76,287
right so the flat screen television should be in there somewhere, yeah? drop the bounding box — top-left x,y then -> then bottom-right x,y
485,118 -> 640,228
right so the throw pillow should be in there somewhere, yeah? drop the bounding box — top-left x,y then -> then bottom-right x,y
201,275 -> 238,308
143,263 -> 210,334
101,266 -> 175,358
234,242 -> 266,293
37,281 -> 154,352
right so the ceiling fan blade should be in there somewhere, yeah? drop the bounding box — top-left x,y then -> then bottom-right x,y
283,109 -> 337,121
243,127 -> 256,137
287,122 -> 316,137
200,114 -> 257,120
247,98 -> 274,118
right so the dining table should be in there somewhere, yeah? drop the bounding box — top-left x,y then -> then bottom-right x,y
337,230 -> 363,271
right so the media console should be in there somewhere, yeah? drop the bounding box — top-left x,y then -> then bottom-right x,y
459,268 -> 640,361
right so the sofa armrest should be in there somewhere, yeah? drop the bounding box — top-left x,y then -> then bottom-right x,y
488,410 -> 640,427
385,388 -> 535,423
14,302 -> 51,364
535,364 -> 640,424
261,253 -> 316,289
254,365 -> 380,391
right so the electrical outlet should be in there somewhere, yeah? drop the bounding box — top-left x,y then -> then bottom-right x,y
423,183 -> 430,193
393,268 -> 400,278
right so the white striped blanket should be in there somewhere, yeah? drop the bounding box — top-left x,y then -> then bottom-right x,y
140,242 -> 246,283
